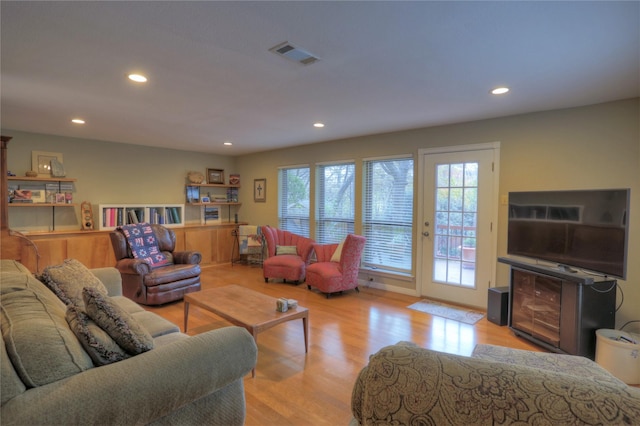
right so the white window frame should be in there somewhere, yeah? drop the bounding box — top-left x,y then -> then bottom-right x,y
362,155 -> 414,274
315,161 -> 355,244
278,165 -> 311,237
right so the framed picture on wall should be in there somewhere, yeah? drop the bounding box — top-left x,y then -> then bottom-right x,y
254,178 -> 266,202
207,168 -> 224,184
229,174 -> 240,185
32,151 -> 63,177
204,205 -> 221,224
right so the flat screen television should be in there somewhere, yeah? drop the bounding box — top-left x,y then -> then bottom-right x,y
507,189 -> 630,280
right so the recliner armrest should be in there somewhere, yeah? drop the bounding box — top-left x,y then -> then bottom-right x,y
114,258 -> 152,275
173,251 -> 202,265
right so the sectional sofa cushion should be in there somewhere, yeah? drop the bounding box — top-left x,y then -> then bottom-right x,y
0,274 -> 93,387
83,287 -> 154,355
0,337 -> 26,405
39,259 -> 108,307
66,305 -> 130,366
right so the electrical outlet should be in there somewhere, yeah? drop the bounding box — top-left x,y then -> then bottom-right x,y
500,194 -> 508,205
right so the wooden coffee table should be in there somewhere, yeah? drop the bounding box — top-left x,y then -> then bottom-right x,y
184,284 -> 309,377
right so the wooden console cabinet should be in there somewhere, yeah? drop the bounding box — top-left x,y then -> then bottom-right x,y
5,224 -> 240,273
499,257 -> 616,360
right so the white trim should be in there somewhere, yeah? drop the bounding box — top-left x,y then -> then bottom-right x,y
417,141 -> 500,156
359,279 -> 420,296
416,142 -> 501,301
362,153 -> 414,162
277,164 -> 309,170
360,267 -> 414,282
315,159 -> 356,166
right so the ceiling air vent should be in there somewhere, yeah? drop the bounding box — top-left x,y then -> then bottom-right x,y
269,42 -> 319,65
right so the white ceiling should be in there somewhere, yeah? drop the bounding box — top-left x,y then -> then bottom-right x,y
2,1 -> 638,156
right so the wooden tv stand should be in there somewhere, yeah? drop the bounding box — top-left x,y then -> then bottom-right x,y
498,257 -> 616,360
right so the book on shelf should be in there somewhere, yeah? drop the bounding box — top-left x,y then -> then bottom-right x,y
149,207 -> 166,225
126,208 -> 144,224
168,207 -> 181,224
227,187 -> 238,202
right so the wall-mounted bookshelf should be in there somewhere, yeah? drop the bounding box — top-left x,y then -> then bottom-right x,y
185,184 -> 241,224
185,183 -> 240,205
7,176 -> 77,231
98,204 -> 184,230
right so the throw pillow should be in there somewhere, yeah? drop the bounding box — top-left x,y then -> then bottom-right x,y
330,238 -> 346,263
83,287 -> 154,355
39,258 -> 108,307
66,305 -> 130,366
276,245 -> 298,256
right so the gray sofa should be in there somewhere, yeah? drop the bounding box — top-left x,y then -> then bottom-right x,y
352,341 -> 640,425
1,259 -> 257,425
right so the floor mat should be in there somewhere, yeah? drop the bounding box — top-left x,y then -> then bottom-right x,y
408,300 -> 484,325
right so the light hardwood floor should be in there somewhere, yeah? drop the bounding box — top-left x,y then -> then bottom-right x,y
145,263 -> 542,426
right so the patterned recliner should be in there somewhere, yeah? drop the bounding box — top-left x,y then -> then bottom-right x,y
109,224 -> 201,305
261,225 -> 315,284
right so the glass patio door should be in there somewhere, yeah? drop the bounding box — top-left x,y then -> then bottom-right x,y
419,146 -> 498,308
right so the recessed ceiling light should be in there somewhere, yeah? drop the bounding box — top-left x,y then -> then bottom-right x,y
128,73 -> 148,83
224,142 -> 233,146
491,87 -> 510,95
71,118 -> 85,124
313,122 -> 325,128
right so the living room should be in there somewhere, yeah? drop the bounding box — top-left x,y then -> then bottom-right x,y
4,98 -> 639,326
2,2 -> 640,424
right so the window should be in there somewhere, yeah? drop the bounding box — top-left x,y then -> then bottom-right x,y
278,166 -> 310,237
316,162 -> 355,243
363,157 -> 413,274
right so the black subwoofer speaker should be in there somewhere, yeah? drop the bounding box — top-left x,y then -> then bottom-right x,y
488,286 -> 509,326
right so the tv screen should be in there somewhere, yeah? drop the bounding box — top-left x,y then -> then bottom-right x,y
507,189 -> 630,279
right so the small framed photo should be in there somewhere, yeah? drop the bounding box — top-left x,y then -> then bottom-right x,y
32,151 -> 63,177
200,196 -> 211,203
186,186 -> 200,203
31,189 -> 46,203
254,178 -> 266,202
229,174 -> 240,186
204,205 -> 221,224
55,193 -> 66,203
207,168 -> 224,184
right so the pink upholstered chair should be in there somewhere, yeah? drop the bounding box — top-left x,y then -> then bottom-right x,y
306,234 -> 366,298
261,225 -> 315,284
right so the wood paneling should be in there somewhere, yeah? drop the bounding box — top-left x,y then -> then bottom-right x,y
216,226 -> 235,263
66,234 -> 115,268
184,228 -> 213,262
1,224 -> 241,273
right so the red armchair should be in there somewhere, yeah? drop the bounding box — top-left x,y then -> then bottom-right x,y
306,234 -> 366,298
261,226 -> 315,284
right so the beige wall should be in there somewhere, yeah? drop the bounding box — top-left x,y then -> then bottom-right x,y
5,132 -> 239,228
4,98 -> 639,326
236,98 -> 639,327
